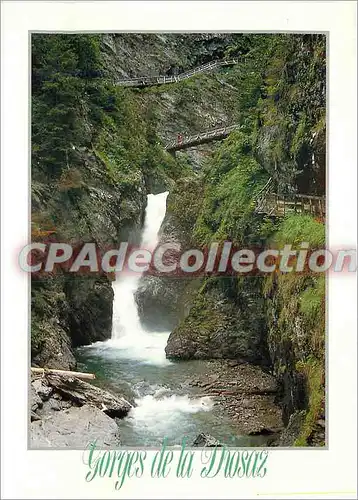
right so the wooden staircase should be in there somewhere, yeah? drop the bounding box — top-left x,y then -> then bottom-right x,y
254,178 -> 326,219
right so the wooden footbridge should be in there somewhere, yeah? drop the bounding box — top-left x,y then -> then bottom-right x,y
116,58 -> 238,88
165,124 -> 239,152
254,178 -> 326,219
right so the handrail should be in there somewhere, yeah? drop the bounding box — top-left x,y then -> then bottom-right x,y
255,177 -> 274,198
116,58 -> 239,87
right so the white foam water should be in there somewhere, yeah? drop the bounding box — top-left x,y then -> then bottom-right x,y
110,191 -> 171,365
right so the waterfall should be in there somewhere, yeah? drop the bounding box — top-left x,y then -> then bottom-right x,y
79,191 -> 217,441
109,191 -> 170,364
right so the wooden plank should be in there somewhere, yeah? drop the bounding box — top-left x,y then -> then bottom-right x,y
31,367 -> 96,380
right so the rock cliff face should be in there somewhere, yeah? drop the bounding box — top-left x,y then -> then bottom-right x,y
264,244 -> 325,446
165,277 -> 269,366
31,33 -> 241,368
31,146 -> 147,369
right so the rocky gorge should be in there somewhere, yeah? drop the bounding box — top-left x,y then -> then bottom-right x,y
31,33 -> 326,448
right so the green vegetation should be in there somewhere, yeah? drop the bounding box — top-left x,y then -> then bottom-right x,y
272,214 -> 325,248
225,34 -> 326,194
193,131 -> 270,246
266,214 -> 325,341
31,33 -> 326,445
263,215 -> 325,445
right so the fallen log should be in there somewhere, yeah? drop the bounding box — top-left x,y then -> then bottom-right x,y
45,374 -> 132,417
31,367 -> 96,380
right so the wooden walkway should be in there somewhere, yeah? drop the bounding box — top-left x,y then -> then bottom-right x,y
254,178 -> 326,219
116,58 -> 238,88
165,124 -> 239,152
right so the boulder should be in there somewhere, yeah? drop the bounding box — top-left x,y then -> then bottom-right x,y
31,320 -> 77,372
30,404 -> 120,449
32,378 -> 53,401
192,433 -> 221,447
31,385 -> 43,411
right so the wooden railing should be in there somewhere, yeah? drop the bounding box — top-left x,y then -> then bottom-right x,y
116,58 -> 239,88
165,124 -> 239,152
254,179 -> 326,219
260,193 -> 326,218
